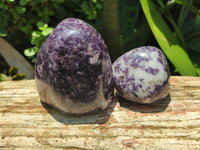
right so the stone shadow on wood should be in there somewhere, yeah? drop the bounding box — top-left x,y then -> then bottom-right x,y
117,94 -> 171,113
41,99 -> 117,125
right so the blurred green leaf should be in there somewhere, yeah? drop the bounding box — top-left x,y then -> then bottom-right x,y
96,3 -> 103,9
8,67 -> 18,76
157,0 -> 165,9
119,0 -> 141,44
32,31 -> 41,37
55,6 -> 68,19
140,0 -> 197,76
12,13 -> 20,20
0,4 -> 5,9
181,17 -> 195,36
81,2 -> 96,20
0,73 -> 11,81
123,22 -> 151,51
12,73 -> 26,80
19,0 -> 30,6
92,0 -> 97,3
31,36 -> 42,46
174,0 -> 200,14
81,2 -> 90,13
31,31 -> 42,46
7,0 -> 15,2
37,21 -> 48,31
187,37 -> 200,53
31,57 -> 36,63
16,6 -> 26,14
195,67 -> 200,76
42,27 -> 54,36
103,0 -> 122,61
88,11 -> 96,20
195,15 -> 200,26
184,15 -> 200,40
44,7 -> 50,17
174,0 -> 185,4
20,24 -> 32,32
0,29 -> 7,37
24,47 -> 38,57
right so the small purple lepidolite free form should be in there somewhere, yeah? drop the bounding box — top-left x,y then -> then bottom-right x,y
35,18 -> 114,115
112,46 -> 170,104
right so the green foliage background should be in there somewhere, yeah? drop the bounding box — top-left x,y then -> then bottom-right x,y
0,0 -> 104,63
0,0 -> 200,78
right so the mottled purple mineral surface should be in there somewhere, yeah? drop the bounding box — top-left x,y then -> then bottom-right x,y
35,18 -> 114,115
112,46 -> 170,104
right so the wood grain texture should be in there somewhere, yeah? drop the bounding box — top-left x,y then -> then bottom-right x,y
0,76 -> 200,150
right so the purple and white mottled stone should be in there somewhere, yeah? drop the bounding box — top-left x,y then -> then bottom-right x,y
35,18 -> 114,115
112,46 -> 170,104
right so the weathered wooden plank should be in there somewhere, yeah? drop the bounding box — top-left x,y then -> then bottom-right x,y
0,76 -> 200,150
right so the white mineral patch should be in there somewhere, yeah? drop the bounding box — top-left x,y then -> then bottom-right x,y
113,46 -> 170,103
35,77 -> 112,114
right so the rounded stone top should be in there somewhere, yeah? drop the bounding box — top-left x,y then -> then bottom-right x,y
112,46 -> 170,103
35,18 -> 114,114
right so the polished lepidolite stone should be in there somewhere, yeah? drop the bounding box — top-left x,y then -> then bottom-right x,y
35,18 -> 114,115
112,46 -> 170,104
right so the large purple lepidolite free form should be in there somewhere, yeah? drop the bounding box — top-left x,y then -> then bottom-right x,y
35,18 -> 114,115
112,46 -> 170,104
